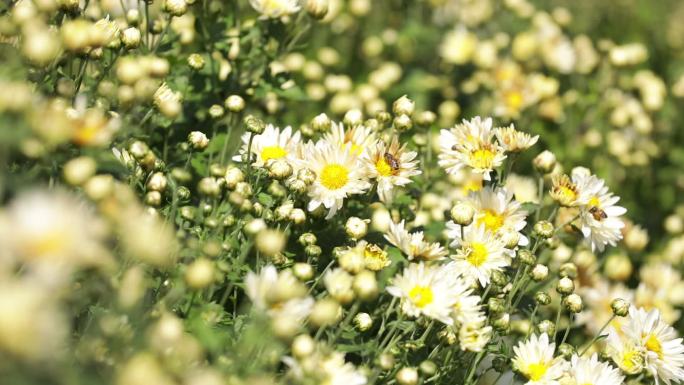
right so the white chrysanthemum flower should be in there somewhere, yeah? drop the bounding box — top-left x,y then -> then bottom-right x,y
249,0 -> 300,18
568,354 -> 624,385
466,186 -> 530,246
245,265 -> 311,320
620,306 -> 684,385
234,124 -> 301,168
304,140 -> 371,219
323,121 -> 376,157
386,262 -> 464,325
577,279 -> 634,336
459,319 -> 492,352
284,351 -> 367,385
495,124 -> 539,152
363,136 -> 421,203
512,333 -> 567,384
438,116 -> 507,180
446,224 -> 512,287
571,169 -> 627,252
0,190 -> 109,278
384,220 -> 447,261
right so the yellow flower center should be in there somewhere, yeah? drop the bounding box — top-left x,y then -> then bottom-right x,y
26,230 -> 69,258
466,242 -> 488,267
408,285 -> 434,308
505,90 -> 524,110
478,209 -> 504,232
463,180 -> 482,193
260,145 -> 287,163
320,163 -> 349,190
526,362 -> 548,381
621,349 -> 643,372
349,142 -> 363,156
469,148 -> 496,169
375,158 -> 393,177
645,333 -> 663,358
588,196 -> 600,207
556,186 -> 578,203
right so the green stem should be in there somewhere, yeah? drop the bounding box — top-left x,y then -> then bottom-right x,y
579,314 -> 616,356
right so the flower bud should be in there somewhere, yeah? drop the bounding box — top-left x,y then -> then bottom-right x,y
339,250 -> 365,275
393,114 -> 412,132
537,320 -> 555,336
393,95 -> 415,116
378,352 -> 395,370
187,131 -> 209,150
517,249 -> 536,265
224,166 -> 245,190
309,298 -> 341,327
438,328 -> 458,345
198,177 -> 221,197
305,244 -> 322,259
534,291 -> 551,306
311,113 -> 331,131
164,0 -> 187,16
268,160 -> 293,180
559,263 -> 578,279
187,53 -> 205,70
558,343 -> 575,359
185,258 -> 215,289
533,220 -> 554,238
533,150 -> 557,174
487,298 -> 505,315
208,104 -> 224,118
490,270 -> 508,287
305,0 -> 329,19
244,115 -> 265,134
345,217 -> 368,240
144,191 -> 162,206
225,95 -> 245,112
298,232 -> 317,246
63,156 -> 97,186
147,172 -> 167,192
492,313 -> 510,332
556,277 -> 575,295
297,168 -> 316,185
289,208 -> 306,225
530,264 -> 549,282
293,262 -> 314,281
611,298 -> 630,317
353,312 -> 373,331
343,109 -> 363,126
396,367 -> 418,385
244,218 -> 267,236
84,174 -> 114,200
563,293 -> 583,313
604,253 -> 632,282
419,360 -> 437,376
450,201 -> 474,226
501,229 -> 521,248
291,334 -> 315,358
353,271 -> 378,300
121,27 -> 141,49
255,229 -> 286,257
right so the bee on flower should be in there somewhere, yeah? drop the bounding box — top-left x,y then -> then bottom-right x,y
387,262 -> 469,325
384,220 -> 448,261
438,116 -> 507,181
512,333 -> 567,384
234,124 -> 302,168
363,136 -> 421,203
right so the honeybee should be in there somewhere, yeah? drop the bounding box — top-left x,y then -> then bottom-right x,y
589,206 -> 607,221
383,152 -> 400,172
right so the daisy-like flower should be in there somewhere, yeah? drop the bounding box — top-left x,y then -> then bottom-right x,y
568,354 -> 624,385
234,124 -> 301,168
549,174 -> 580,207
438,116 -> 507,180
446,224 -> 512,287
494,124 -> 539,152
619,306 -> 684,384
384,220 -> 448,261
512,333 -> 567,384
303,140 -> 371,219
466,186 -> 530,246
386,262 -> 465,325
571,168 -> 627,252
363,136 -> 421,203
459,319 -> 493,352
323,121 -> 376,157
284,351 -> 367,385
249,0 -> 300,18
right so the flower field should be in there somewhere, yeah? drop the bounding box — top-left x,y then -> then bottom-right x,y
2,1 -> 684,385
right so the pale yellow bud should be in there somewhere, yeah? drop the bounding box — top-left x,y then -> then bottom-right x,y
185,258 -> 215,289
63,156 -> 97,186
